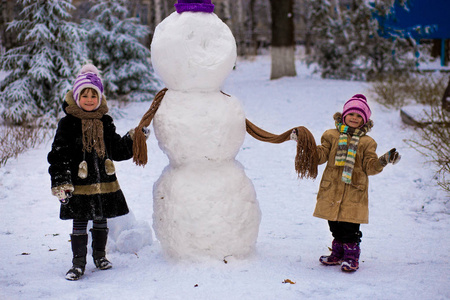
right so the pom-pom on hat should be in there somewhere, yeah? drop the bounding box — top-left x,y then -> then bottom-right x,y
73,64 -> 104,110
342,94 -> 372,125
175,0 -> 215,13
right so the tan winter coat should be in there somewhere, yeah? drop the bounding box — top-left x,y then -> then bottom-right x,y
313,120 -> 384,224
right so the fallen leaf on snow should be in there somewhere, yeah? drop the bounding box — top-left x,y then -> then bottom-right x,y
283,279 -> 296,284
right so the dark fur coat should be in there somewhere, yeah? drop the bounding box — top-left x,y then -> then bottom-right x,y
48,92 -> 132,220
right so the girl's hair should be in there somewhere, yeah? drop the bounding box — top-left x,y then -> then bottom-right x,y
80,88 -> 98,98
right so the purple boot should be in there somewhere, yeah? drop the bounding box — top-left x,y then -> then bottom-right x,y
319,239 -> 344,265
341,242 -> 360,272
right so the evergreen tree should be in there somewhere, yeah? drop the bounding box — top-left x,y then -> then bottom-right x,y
0,0 -> 86,124
306,0 -> 421,80
307,0 -> 357,79
82,0 -> 160,102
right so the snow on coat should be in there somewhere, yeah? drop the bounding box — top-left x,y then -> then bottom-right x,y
313,116 -> 384,224
48,92 -> 133,220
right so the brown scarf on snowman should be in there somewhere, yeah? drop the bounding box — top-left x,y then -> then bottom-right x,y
132,88 -> 319,179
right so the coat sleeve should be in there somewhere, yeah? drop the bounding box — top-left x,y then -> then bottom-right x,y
362,137 -> 384,176
316,130 -> 332,165
47,118 -> 74,188
103,115 -> 134,161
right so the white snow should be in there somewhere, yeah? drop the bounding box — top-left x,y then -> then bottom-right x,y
0,56 -> 449,299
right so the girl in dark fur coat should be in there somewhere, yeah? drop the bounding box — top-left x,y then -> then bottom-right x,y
48,64 -> 145,281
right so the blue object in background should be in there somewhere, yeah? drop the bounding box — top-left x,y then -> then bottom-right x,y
386,0 -> 450,66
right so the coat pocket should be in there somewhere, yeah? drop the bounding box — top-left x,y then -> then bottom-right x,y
347,173 -> 367,203
320,180 -> 332,189
317,180 -> 334,203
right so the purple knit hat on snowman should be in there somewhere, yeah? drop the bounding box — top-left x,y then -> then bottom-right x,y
175,0 -> 214,13
72,64 -> 104,110
342,94 -> 372,125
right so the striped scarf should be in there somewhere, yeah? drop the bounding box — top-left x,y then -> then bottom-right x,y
335,122 -> 368,184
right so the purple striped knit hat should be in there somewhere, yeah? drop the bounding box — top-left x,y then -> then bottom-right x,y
175,0 -> 214,13
342,94 -> 372,125
73,64 -> 104,110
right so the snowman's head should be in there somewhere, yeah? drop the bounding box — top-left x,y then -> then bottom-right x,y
151,11 -> 237,92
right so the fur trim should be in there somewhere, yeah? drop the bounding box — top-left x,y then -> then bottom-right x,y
128,129 -> 135,140
78,160 -> 88,179
333,112 -> 343,123
333,112 -> 373,131
105,159 -> 116,175
52,184 -> 75,196
65,90 -> 108,113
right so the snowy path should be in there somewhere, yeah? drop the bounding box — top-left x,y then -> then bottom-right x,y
0,57 -> 448,299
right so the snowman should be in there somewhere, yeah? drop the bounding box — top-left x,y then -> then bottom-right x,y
134,0 -> 262,261
133,0 -> 318,261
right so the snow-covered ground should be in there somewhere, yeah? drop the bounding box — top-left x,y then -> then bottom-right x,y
0,56 -> 448,299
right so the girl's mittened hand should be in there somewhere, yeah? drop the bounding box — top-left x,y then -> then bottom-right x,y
54,189 -> 68,201
389,149 -> 401,165
290,129 -> 298,141
142,127 -> 151,139
52,185 -> 74,201
56,190 -> 72,205
379,148 -> 401,167
59,192 -> 72,205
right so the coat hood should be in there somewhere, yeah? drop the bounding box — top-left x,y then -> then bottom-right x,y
333,112 -> 373,131
62,90 -> 108,116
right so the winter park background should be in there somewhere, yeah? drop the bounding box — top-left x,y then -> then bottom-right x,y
0,55 -> 449,299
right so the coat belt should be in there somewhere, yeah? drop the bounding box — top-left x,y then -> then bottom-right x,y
73,181 -> 120,195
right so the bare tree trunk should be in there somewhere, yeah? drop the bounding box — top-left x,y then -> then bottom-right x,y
154,0 -> 162,26
235,0 -> 246,56
248,0 -> 258,56
222,0 -> 232,28
270,46 -> 296,79
162,0 -> 169,17
270,0 -> 296,79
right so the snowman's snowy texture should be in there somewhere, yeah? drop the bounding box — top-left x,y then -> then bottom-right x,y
149,10 -> 261,260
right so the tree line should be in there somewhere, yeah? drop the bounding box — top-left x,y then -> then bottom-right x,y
0,0 -> 427,124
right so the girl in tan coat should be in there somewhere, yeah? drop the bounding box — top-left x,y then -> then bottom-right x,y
302,94 -> 401,272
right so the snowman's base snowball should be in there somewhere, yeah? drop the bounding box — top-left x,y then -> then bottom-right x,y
153,161 -> 261,261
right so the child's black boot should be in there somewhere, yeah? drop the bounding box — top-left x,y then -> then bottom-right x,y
90,228 -> 112,270
66,233 -> 88,281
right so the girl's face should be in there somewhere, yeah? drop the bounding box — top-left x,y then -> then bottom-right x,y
79,89 -> 99,112
344,113 -> 364,128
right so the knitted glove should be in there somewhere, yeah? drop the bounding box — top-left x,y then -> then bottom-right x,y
52,185 -> 74,204
128,127 -> 150,140
142,127 -> 151,139
379,148 -> 401,167
290,129 -> 298,141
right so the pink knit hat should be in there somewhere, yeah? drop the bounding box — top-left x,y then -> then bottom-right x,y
342,94 -> 371,125
72,64 -> 103,110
